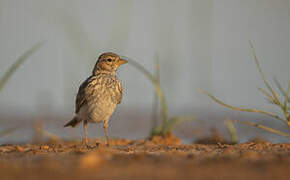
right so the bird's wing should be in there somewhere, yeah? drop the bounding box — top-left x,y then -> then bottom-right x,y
75,76 -> 95,113
117,80 -> 123,104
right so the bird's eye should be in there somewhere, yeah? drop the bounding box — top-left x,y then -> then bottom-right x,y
107,58 -> 112,62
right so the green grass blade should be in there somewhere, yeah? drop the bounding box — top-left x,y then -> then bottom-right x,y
286,81 -> 290,104
199,89 -> 287,124
225,120 -> 239,144
258,87 -> 276,104
285,82 -> 290,123
0,41 -> 44,91
288,80 -> 290,101
272,78 -> 289,123
151,55 -> 160,133
249,41 -> 281,106
273,77 -> 287,98
0,127 -> 19,138
284,82 -> 289,114
164,116 -> 196,134
235,120 -> 290,138
125,57 -> 168,131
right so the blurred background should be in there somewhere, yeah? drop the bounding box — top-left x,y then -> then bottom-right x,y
0,0 -> 289,143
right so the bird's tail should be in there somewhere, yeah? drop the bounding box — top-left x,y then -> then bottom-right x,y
64,116 -> 82,127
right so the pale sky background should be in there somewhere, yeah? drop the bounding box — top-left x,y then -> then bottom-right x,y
0,0 -> 289,141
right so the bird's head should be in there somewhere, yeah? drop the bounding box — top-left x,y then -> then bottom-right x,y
93,52 -> 127,74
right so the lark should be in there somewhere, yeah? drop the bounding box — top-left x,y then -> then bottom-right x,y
64,52 -> 127,145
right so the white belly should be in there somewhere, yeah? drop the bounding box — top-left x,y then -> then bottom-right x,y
78,99 -> 117,124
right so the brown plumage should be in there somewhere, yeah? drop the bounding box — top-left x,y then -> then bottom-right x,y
64,52 -> 127,145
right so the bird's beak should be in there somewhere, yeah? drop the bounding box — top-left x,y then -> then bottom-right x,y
118,58 -> 128,66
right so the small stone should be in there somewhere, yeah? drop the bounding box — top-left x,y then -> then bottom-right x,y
41,145 -> 50,150
16,146 -> 24,152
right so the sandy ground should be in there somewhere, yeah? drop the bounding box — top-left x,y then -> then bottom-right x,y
0,134 -> 290,180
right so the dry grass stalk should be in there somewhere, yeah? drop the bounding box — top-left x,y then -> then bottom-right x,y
126,57 -> 195,136
233,120 -> 290,138
200,42 -> 290,138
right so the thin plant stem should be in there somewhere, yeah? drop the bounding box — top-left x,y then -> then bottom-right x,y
286,82 -> 290,124
257,87 -> 277,105
234,120 -> 290,138
199,89 -> 287,124
225,120 -> 238,144
249,41 -> 281,106
126,57 -> 168,133
274,77 -> 287,99
0,41 -> 44,91
0,127 -> 19,138
151,56 -> 160,134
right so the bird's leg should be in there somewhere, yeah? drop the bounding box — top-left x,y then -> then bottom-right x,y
83,120 -> 89,145
103,121 -> 110,146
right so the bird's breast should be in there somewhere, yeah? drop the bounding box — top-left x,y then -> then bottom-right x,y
87,75 -> 121,105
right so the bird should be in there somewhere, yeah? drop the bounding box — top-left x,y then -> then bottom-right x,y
64,52 -> 127,146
